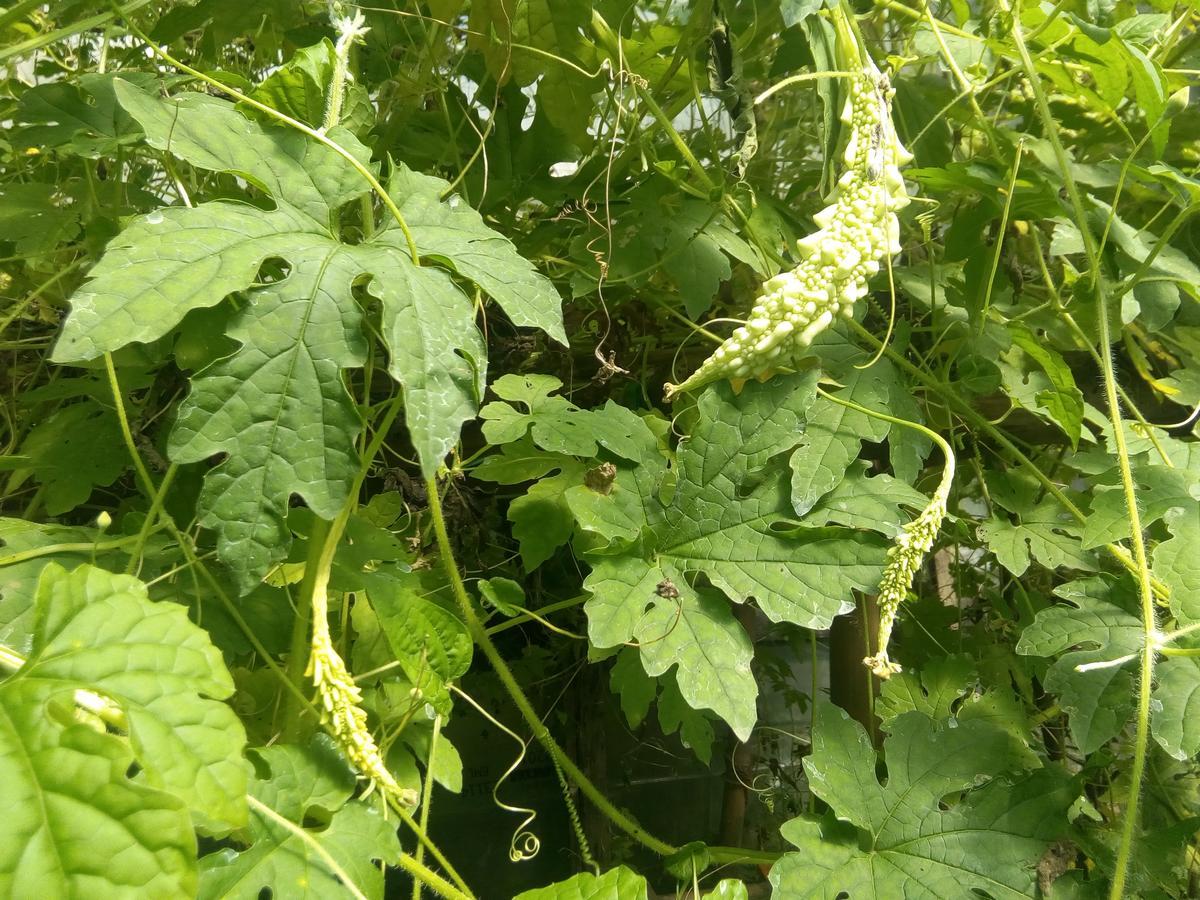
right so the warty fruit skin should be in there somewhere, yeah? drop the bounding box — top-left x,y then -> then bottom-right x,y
666,70 -> 912,400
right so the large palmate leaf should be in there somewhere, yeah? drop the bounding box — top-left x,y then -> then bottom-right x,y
1017,575 -> 1142,753
568,374 -> 887,739
1026,546 -> 1200,759
979,499 -> 1097,576
1082,464 -> 1199,549
199,737 -> 401,900
0,563 -> 251,897
51,82 -> 560,589
770,703 -> 1070,899
875,655 -> 1035,762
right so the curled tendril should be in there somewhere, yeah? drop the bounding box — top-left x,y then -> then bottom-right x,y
449,685 -> 541,863
509,830 -> 542,863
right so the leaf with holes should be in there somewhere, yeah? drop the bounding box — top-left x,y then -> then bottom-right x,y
198,737 -> 401,899
51,82 -> 560,589
0,563 -> 251,897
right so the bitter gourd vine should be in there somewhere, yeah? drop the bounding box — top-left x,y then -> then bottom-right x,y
664,54 -> 911,399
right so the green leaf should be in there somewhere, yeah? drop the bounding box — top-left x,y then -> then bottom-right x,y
979,500 -> 1097,576
168,249 -> 369,591
514,866 -> 648,900
51,83 -> 511,587
508,460 -> 587,570
770,703 -> 1068,899
14,564 -> 249,830
468,0 -> 595,87
575,375 -> 888,738
1155,504 -> 1200,623
610,646 -> 655,729
876,655 -> 1037,764
368,581 -> 472,716
469,439 -> 566,484
0,519 -> 163,655
657,665 -> 717,763
875,654 -> 977,723
478,576 -> 527,616
12,401 -> 126,516
806,460 -> 929,538
377,165 -> 567,345
361,249 -> 487,478
789,366 -> 893,516
703,880 -> 749,900
198,737 -> 401,900
13,72 -> 153,157
1152,656 -> 1200,760
0,562 -> 257,896
250,40 -> 371,135
1017,576 -> 1142,753
0,182 -> 80,254
1008,326 -> 1084,448
1083,464 -> 1199,549
480,374 -> 646,460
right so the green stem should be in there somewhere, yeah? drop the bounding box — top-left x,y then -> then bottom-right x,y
412,715 -> 443,900
1101,298 -> 1159,900
385,791 -> 474,897
1160,647 -> 1200,658
282,516 -> 331,742
125,463 -> 178,575
753,70 -> 857,106
0,533 -> 149,568
485,595 -> 588,636
425,474 -> 679,858
1003,6 -> 1159,892
392,851 -> 472,900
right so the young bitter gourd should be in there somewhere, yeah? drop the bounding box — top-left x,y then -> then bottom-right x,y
664,61 -> 912,400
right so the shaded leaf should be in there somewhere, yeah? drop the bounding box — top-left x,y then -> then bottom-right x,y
1017,576 -> 1142,753
575,374 -> 888,738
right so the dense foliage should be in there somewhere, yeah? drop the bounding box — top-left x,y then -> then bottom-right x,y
2,1 -> 1199,897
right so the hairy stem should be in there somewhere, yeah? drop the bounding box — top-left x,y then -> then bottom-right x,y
1002,5 -> 1159,892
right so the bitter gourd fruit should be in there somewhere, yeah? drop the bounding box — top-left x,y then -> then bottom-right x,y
665,62 -> 912,400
